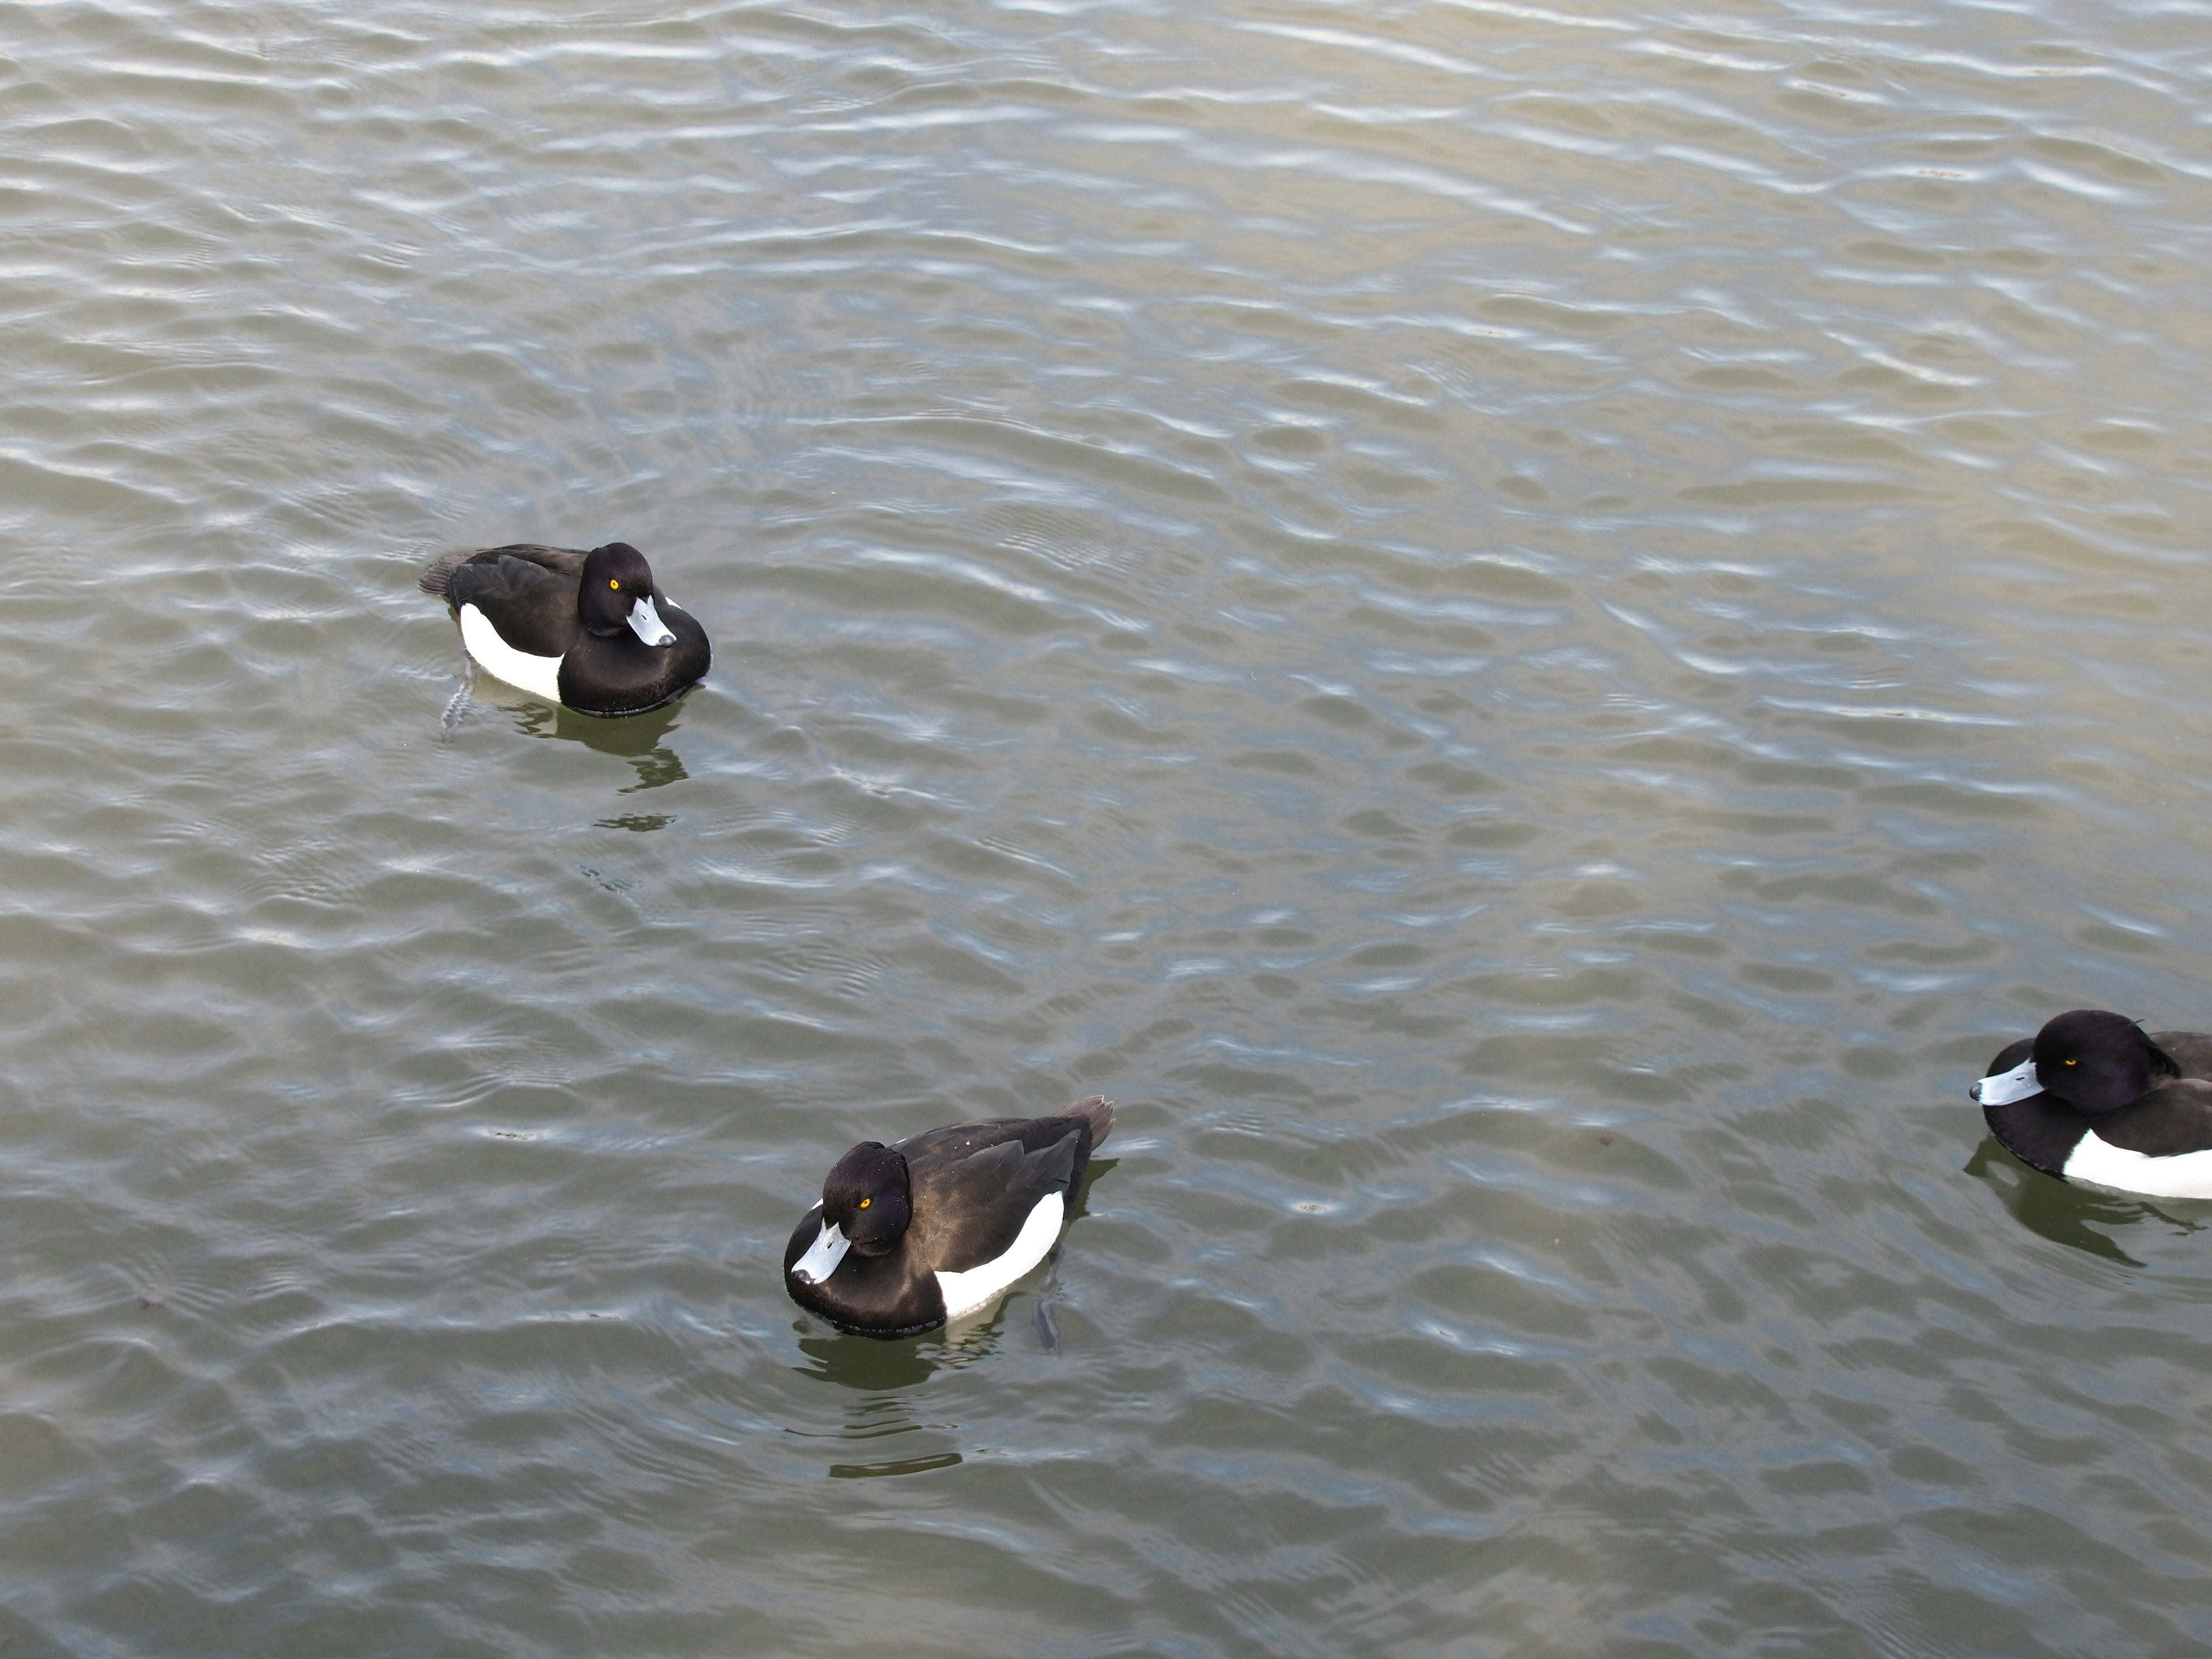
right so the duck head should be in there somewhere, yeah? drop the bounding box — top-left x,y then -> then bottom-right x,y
1972,1009 -> 2179,1114
578,542 -> 677,646
789,1141 -> 912,1286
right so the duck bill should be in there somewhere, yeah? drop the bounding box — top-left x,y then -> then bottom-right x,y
791,1221 -> 851,1285
627,594 -> 677,647
1971,1056 -> 2041,1105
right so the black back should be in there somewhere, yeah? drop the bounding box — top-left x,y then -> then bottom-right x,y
2093,1077 -> 2212,1157
422,545 -> 582,657
419,542 -> 710,717
902,1122 -> 1085,1275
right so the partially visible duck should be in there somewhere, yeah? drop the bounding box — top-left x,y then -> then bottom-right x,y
1972,1008 -> 2212,1198
784,1096 -> 1113,1339
419,541 -> 709,717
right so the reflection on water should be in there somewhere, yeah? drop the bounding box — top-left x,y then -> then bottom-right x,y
518,697 -> 690,764
450,679 -> 697,798
0,1603 -> 74,1659
783,1370 -> 973,1478
1965,1138 -> 2210,1268
791,1304 -> 1022,1393
828,1450 -> 964,1480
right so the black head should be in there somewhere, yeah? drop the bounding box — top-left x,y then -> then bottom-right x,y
2031,1009 -> 2177,1115
577,542 -> 659,637
821,1141 -> 912,1255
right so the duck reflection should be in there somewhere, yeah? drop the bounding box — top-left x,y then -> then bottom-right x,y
448,680 -> 694,803
793,1388 -> 964,1480
785,1313 -> 1024,1479
1965,1135 -> 2205,1265
516,696 -> 691,790
790,1300 -> 1013,1392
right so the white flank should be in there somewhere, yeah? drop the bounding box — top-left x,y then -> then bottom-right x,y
2066,1134 -> 2212,1200
1972,1057 -> 2040,1106
458,604 -> 564,701
792,1220 -> 851,1285
627,594 -> 676,646
935,1191 -> 1065,1318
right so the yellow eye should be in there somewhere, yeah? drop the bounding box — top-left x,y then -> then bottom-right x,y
609,578 -> 620,589
2064,1058 -> 2077,1066
858,1198 -> 870,1209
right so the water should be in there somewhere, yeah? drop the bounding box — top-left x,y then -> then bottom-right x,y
6,0 -> 2212,1653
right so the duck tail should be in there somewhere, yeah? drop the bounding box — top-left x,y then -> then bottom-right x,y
1056,1094 -> 1113,1152
418,551 -> 467,596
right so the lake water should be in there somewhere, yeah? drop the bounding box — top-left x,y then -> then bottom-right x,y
6,0 -> 2212,1653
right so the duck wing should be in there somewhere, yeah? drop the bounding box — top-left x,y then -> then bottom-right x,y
904,1128 -> 1084,1276
2095,1078 -> 2212,1157
421,543 -> 588,595
433,549 -> 580,657
475,543 -> 590,578
896,1116 -> 1061,1164
895,1098 -> 1112,1164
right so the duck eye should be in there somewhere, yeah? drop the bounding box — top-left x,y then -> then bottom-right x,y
609,578 -> 620,590
858,1197 -> 870,1209
2064,1058 -> 2077,1066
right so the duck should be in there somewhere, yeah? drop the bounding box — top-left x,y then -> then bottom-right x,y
784,1095 -> 1113,1338
418,541 -> 710,717
1972,1008 -> 2212,1198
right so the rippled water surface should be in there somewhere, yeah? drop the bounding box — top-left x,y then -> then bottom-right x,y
7,0 -> 2212,1653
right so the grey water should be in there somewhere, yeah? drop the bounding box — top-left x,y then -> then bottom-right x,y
5,0 -> 2212,1653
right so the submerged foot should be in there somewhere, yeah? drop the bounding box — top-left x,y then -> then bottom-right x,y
438,684 -> 474,742
1031,1243 -> 1065,1354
